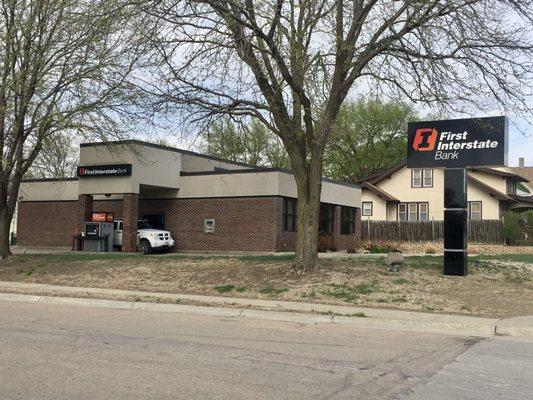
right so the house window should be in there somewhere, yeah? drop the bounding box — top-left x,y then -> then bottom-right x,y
419,203 -> 429,221
412,169 -> 433,188
398,202 -> 430,221
283,198 -> 297,231
398,203 -> 407,221
319,203 -> 335,233
506,179 -> 517,194
408,203 -> 418,221
362,202 -> 373,216
340,207 -> 356,235
468,201 -> 482,220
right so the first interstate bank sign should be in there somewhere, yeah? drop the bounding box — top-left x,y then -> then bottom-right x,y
77,164 -> 132,177
407,116 -> 508,168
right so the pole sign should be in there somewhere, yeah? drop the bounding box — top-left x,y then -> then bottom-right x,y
407,116 -> 507,168
77,164 -> 132,178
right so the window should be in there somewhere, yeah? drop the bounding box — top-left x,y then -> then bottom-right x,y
283,198 -> 297,231
362,202 -> 373,216
419,203 -> 429,221
398,203 -> 407,221
341,207 -> 356,235
408,203 -> 418,221
423,169 -> 433,187
468,201 -> 482,220
506,179 -> 517,194
412,169 -> 433,187
140,212 -> 165,230
319,203 -> 335,233
412,169 -> 422,187
398,202 -> 430,221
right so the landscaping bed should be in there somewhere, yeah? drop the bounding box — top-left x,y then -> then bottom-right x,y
0,252 -> 531,318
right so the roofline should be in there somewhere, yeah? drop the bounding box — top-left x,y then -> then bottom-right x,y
181,168 -> 361,189
469,167 -> 528,182
466,174 -> 512,201
509,194 -> 533,204
361,160 -> 407,185
21,177 -> 78,183
360,182 -> 399,202
80,139 -> 255,169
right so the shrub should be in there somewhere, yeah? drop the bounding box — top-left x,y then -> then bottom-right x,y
365,242 -> 400,253
318,232 -> 334,252
501,211 -> 523,245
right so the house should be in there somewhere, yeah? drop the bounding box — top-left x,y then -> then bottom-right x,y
16,140 -> 362,252
359,160 -> 533,221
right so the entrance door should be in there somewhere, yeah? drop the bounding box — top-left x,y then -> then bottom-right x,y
140,212 -> 165,230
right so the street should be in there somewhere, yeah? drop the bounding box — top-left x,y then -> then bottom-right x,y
0,300 -> 531,400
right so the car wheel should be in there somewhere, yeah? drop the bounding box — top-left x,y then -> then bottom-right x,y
139,239 -> 152,254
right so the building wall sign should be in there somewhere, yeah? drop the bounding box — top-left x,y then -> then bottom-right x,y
407,116 -> 507,168
77,164 -> 132,178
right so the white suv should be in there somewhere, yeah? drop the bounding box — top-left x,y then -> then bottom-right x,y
113,219 -> 175,254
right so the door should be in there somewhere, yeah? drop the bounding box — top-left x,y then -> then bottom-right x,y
113,221 -> 123,246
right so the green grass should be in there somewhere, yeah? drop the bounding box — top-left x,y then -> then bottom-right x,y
392,278 -> 410,285
321,282 -> 379,303
259,286 -> 288,296
235,286 -> 248,292
475,254 -> 533,264
352,312 -> 367,318
213,284 -> 235,293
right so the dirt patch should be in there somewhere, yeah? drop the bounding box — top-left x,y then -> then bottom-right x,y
0,253 -> 531,318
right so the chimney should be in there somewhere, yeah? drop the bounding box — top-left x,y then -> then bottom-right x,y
519,157 -> 525,168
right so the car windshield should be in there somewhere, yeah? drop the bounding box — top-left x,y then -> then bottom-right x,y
138,221 -> 152,229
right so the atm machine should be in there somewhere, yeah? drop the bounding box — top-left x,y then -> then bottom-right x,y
83,220 -> 114,252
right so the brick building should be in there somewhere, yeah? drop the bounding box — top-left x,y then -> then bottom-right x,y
17,141 -> 362,252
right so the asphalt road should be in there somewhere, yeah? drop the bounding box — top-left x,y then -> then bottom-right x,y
0,301 -> 531,400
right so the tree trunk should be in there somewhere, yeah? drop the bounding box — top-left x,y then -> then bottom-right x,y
293,154 -> 323,270
0,207 -> 12,259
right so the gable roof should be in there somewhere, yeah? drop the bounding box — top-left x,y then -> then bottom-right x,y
507,166 -> 533,186
360,160 -> 407,185
469,167 -> 528,182
466,174 -> 512,201
360,182 -> 399,202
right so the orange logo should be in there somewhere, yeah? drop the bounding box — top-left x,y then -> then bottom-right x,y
412,128 -> 438,151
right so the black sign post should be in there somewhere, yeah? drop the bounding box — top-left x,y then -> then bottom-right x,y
407,116 -> 508,276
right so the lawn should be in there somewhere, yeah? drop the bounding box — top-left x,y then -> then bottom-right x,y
0,252 -> 531,318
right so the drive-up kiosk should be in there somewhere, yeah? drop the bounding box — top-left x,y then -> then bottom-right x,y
407,116 -> 508,275
80,212 -> 115,252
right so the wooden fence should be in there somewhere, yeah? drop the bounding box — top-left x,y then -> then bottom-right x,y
361,220 -> 504,244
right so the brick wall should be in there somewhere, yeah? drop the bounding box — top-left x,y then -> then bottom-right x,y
140,197 -> 279,251
17,196 -> 363,252
17,201 -> 78,247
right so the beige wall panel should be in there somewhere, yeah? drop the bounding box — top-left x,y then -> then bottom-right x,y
360,190 -> 388,220
19,181 -> 79,201
78,143 -> 182,194
179,171 -> 361,207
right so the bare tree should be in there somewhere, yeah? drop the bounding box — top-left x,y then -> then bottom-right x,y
142,0 -> 532,269
0,0 -> 149,257
25,134 -> 78,179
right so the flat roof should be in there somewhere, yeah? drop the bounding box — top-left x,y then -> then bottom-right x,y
180,167 -> 361,189
80,139 -> 254,169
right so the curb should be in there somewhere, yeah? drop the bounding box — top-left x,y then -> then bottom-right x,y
0,287 -> 518,338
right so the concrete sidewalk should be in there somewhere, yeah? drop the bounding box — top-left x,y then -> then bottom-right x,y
0,280 -> 531,339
